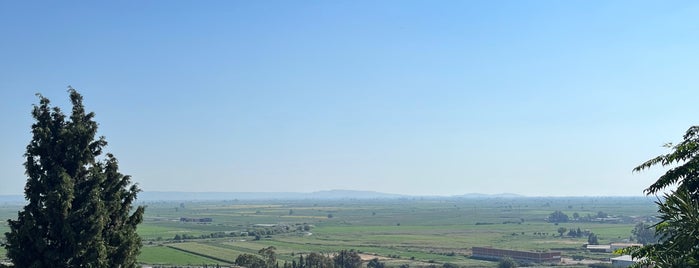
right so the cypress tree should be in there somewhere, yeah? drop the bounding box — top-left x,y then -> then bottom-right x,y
4,88 -> 144,267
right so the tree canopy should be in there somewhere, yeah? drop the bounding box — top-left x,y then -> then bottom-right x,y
333,250 -> 362,268
4,88 -> 144,267
632,222 -> 658,245
628,125 -> 699,266
497,257 -> 518,268
547,210 -> 569,223
634,126 -> 699,198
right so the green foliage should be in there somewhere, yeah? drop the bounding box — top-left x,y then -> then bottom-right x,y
596,211 -> 608,218
631,222 -> 657,245
629,125 -> 699,266
497,257 -> 517,268
625,190 -> 699,267
305,252 -> 334,268
441,263 -> 458,268
567,227 -> 584,238
557,227 -> 567,237
548,211 -> 569,223
634,126 -> 699,197
236,253 -> 267,268
3,89 -> 144,267
367,258 -> 385,268
587,232 -> 599,245
259,246 -> 278,268
587,263 -> 613,268
333,250 -> 362,268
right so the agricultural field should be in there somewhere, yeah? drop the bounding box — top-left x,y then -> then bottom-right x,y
0,203 -> 19,264
124,196 -> 658,267
0,196 -> 658,267
139,245 -> 224,265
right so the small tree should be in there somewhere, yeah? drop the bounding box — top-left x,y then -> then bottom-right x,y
259,246 -> 278,268
367,258 -> 385,268
557,227 -> 567,237
333,250 -> 362,268
306,252 -> 334,268
548,211 -> 569,223
441,263 -> 458,268
236,253 -> 267,268
588,232 -> 599,245
498,257 -> 518,268
631,222 -> 658,245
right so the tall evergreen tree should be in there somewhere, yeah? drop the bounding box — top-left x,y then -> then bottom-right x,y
4,88 -> 144,267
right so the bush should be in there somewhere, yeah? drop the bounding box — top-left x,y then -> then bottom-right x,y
588,264 -> 613,268
442,263 -> 459,268
498,257 -> 518,268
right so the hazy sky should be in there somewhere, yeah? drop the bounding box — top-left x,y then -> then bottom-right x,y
1,1 -> 698,196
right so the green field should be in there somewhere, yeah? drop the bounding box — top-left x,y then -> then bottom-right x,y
139,245 -> 224,265
1,197 -> 658,267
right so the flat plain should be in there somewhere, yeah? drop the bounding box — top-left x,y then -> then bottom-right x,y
0,196 -> 658,267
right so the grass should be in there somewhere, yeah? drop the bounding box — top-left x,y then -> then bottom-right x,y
167,242 -> 245,263
139,245 -> 224,265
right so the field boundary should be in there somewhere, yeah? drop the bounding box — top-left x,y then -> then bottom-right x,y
166,244 -> 235,265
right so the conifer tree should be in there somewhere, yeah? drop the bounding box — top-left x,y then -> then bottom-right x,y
4,88 -> 144,267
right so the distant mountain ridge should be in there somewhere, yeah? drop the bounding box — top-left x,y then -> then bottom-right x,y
455,193 -> 525,198
136,190 -> 526,201
1,191 -> 650,202
138,189 -> 406,201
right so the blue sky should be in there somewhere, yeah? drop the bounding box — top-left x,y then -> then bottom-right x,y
1,1 -> 698,196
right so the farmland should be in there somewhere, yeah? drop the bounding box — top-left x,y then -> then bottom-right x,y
113,196 -> 658,267
0,195 -> 658,267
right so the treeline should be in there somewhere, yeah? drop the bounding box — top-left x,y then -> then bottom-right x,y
170,223 -> 313,241
235,247 -> 383,268
547,210 -> 633,224
234,247 -> 471,268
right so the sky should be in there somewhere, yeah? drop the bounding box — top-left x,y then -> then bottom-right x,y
1,1 -> 699,197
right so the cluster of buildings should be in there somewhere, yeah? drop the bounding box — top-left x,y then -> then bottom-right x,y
586,243 -> 642,253
472,244 -> 645,267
